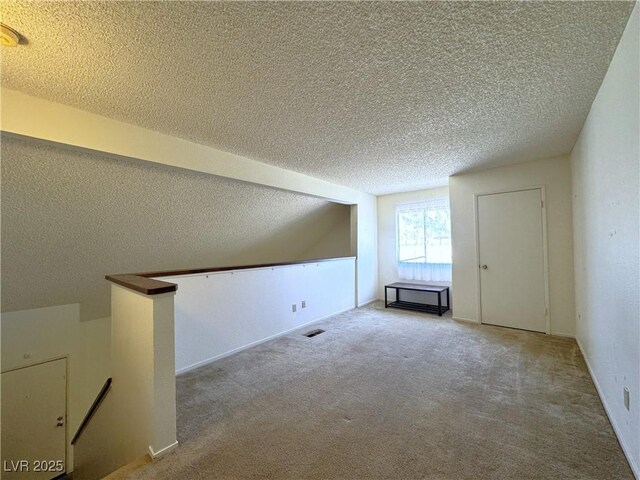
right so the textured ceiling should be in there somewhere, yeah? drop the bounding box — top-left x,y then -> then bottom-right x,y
1,134 -> 350,319
0,1 -> 634,195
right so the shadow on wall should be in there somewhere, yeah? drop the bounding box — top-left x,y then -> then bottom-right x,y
0,134 -> 352,320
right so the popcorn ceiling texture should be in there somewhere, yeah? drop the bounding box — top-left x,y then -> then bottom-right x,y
0,2 -> 634,195
0,135 -> 351,319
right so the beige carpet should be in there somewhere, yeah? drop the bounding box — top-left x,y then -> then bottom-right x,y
125,302 -> 632,479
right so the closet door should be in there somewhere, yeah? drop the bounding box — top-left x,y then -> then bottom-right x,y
2,358 -> 67,479
477,188 -> 547,333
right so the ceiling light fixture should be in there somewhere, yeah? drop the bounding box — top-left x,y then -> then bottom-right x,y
0,23 -> 21,47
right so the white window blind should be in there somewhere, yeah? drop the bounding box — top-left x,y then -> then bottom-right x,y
396,197 -> 452,281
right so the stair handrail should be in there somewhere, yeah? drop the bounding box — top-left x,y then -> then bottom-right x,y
71,377 -> 112,445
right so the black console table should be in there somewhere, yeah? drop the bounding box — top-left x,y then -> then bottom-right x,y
384,282 -> 450,316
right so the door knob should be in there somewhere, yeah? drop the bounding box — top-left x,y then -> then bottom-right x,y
481,265 -> 488,269
57,416 -> 64,427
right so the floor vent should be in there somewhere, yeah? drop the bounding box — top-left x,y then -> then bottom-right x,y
304,329 -> 325,338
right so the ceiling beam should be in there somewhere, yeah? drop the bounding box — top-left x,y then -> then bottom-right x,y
0,88 -> 370,205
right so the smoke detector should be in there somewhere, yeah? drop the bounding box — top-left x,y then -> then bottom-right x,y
0,23 -> 21,47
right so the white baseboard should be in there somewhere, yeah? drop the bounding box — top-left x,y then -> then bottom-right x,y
576,338 -> 638,479
550,331 -> 575,339
358,298 -> 379,307
452,316 -> 479,324
149,440 -> 178,459
176,305 -> 356,375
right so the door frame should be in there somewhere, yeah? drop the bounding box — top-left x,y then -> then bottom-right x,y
473,186 -> 551,334
1,355 -> 70,475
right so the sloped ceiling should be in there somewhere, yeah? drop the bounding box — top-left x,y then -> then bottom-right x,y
0,1 -> 634,194
0,134 -> 351,319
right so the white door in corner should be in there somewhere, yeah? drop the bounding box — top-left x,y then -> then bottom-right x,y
1,358 -> 67,479
477,188 -> 547,333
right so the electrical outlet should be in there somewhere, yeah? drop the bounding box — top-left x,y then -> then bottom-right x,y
292,304 -> 297,313
624,387 -> 630,411
302,300 -> 306,308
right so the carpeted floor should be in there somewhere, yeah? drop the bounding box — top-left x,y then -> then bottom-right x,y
126,302 -> 633,479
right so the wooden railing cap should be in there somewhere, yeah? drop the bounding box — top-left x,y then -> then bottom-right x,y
105,274 -> 178,295
106,256 -> 355,295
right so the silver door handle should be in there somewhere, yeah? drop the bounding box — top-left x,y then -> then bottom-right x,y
481,265 -> 488,269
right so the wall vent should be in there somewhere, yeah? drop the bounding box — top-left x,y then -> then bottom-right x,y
304,329 -> 325,338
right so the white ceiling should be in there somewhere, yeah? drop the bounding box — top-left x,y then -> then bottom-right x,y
1,1 -> 634,195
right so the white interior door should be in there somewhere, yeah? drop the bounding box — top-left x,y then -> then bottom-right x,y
2,358 -> 67,479
477,188 -> 547,333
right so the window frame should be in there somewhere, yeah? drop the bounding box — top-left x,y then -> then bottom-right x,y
395,198 -> 452,266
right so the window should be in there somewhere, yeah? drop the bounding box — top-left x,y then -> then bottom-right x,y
396,198 -> 452,281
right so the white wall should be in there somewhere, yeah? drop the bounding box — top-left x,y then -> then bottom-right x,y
298,206 -> 351,261
449,156 -> 575,336
1,305 -> 111,472
109,286 -> 177,461
163,258 -> 357,374
570,5 -> 639,475
355,197 -> 379,305
376,186 -> 450,305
